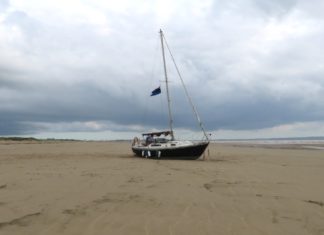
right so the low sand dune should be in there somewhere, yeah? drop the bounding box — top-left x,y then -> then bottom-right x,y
0,141 -> 324,235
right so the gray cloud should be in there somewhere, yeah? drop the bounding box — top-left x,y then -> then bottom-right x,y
252,0 -> 297,16
0,0 -> 324,138
0,0 -> 9,12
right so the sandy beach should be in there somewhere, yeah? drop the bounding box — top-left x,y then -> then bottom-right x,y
0,140 -> 324,235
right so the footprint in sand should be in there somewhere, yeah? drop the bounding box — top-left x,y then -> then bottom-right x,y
203,180 -> 242,192
0,212 -> 42,229
203,183 -> 213,192
304,200 -> 324,207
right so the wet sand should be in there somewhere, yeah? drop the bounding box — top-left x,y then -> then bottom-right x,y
0,140 -> 324,235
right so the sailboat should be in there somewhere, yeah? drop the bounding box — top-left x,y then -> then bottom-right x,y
131,29 -> 209,160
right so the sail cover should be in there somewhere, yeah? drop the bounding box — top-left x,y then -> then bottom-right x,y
142,131 -> 172,137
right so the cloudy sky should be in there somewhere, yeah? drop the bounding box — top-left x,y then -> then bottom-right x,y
1,0 -> 324,140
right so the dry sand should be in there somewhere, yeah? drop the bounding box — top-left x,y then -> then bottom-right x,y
0,140 -> 324,235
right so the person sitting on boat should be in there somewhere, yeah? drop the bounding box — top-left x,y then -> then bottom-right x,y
146,135 -> 154,145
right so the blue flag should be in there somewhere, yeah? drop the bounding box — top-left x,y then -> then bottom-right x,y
150,87 -> 161,96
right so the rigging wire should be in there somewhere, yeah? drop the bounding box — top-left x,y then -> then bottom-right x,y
162,34 -> 209,141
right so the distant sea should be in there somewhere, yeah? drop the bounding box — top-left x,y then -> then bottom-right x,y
213,136 -> 324,145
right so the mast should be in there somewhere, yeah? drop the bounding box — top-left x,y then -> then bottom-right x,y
160,29 -> 175,140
